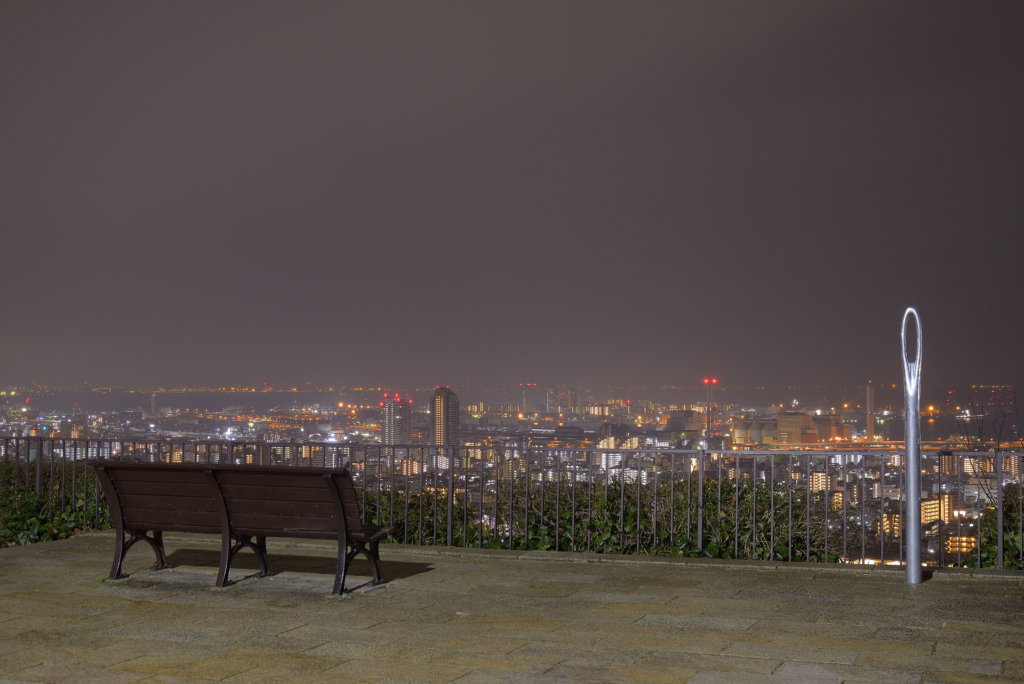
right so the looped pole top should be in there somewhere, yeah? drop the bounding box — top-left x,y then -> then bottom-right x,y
901,307 -> 922,396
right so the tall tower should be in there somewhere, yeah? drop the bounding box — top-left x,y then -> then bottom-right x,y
380,393 -> 411,446
431,386 -> 460,447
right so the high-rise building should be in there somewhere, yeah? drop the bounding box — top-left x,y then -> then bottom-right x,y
921,494 -> 954,525
380,393 -> 412,446
431,386 -> 460,447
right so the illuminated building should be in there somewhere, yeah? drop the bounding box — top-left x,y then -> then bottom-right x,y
381,393 -> 412,446
921,494 -> 954,525
776,412 -> 816,444
946,536 -> 977,554
879,513 -> 902,537
431,386 -> 460,447
400,460 -> 423,476
812,413 -> 850,441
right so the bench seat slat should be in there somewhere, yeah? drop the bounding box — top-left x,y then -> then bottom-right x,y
225,499 -> 335,518
114,481 -> 217,498
219,484 -> 332,502
124,509 -> 222,528
127,523 -> 222,535
120,494 -> 220,512
233,527 -> 338,539
215,472 -> 329,488
109,469 -> 213,484
229,512 -> 339,533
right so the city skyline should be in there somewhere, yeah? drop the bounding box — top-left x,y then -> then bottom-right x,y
2,2 -> 1022,391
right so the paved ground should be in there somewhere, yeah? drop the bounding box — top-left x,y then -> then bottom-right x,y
1,531 -> 1022,683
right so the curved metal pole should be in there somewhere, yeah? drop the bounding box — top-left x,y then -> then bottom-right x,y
902,307 -> 923,584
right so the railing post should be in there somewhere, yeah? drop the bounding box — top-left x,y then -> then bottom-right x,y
901,307 -> 923,584
446,446 -> 454,547
34,438 -> 44,494
996,451 -> 1004,568
697,448 -> 704,552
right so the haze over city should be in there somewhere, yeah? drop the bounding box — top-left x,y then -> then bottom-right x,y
2,2 -> 1022,392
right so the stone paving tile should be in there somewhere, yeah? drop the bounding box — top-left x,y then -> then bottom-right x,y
579,600 -> 700,617
747,633 -> 935,657
279,623 -> 401,645
563,589 -> 677,603
721,642 -> 859,664
748,618 -> 880,639
448,614 -> 567,632
636,613 -> 757,631
688,671 -> 826,683
1004,659 -> 1024,679
465,581 -> 592,598
424,651 -> 558,675
732,588 -> 846,602
508,641 -> 646,665
528,606 -> 645,626
314,658 -> 471,682
546,660 -> 699,683
637,650 -> 782,674
773,660 -> 922,683
686,597 -> 781,619
540,627 -> 616,646
858,650 -> 1004,677
940,619 -> 1024,636
131,676 -> 221,683
112,654 -> 260,681
509,569 -> 606,583
423,635 -> 532,657
449,670 -> 577,683
0,642 -> 47,677
594,631 -> 732,655
933,641 -> 1024,661
0,662 -> 149,683
922,674 -> 1024,684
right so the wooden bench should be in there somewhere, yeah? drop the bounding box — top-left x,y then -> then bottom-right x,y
90,461 -> 392,594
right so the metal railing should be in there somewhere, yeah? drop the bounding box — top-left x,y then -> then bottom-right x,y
2,438 -> 1021,569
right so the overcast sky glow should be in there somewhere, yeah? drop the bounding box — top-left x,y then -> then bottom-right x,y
2,2 -> 1022,391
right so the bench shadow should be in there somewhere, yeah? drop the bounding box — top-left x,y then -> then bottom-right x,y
163,548 -> 433,582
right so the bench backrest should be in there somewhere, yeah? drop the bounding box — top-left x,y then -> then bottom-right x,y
95,464 -> 223,535
218,469 -> 365,539
92,462 -> 367,540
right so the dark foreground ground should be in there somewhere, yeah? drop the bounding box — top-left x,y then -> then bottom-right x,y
1,531 -> 1022,683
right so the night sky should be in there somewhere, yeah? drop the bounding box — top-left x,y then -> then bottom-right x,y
2,2 -> 1022,393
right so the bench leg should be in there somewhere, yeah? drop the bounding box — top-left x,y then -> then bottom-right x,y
332,538 -> 349,595
110,530 -> 168,580
218,536 -> 270,587
255,536 -> 270,578
109,530 -> 129,580
342,542 -> 386,586
149,531 -> 169,571
368,540 -> 386,585
216,533 -> 233,587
